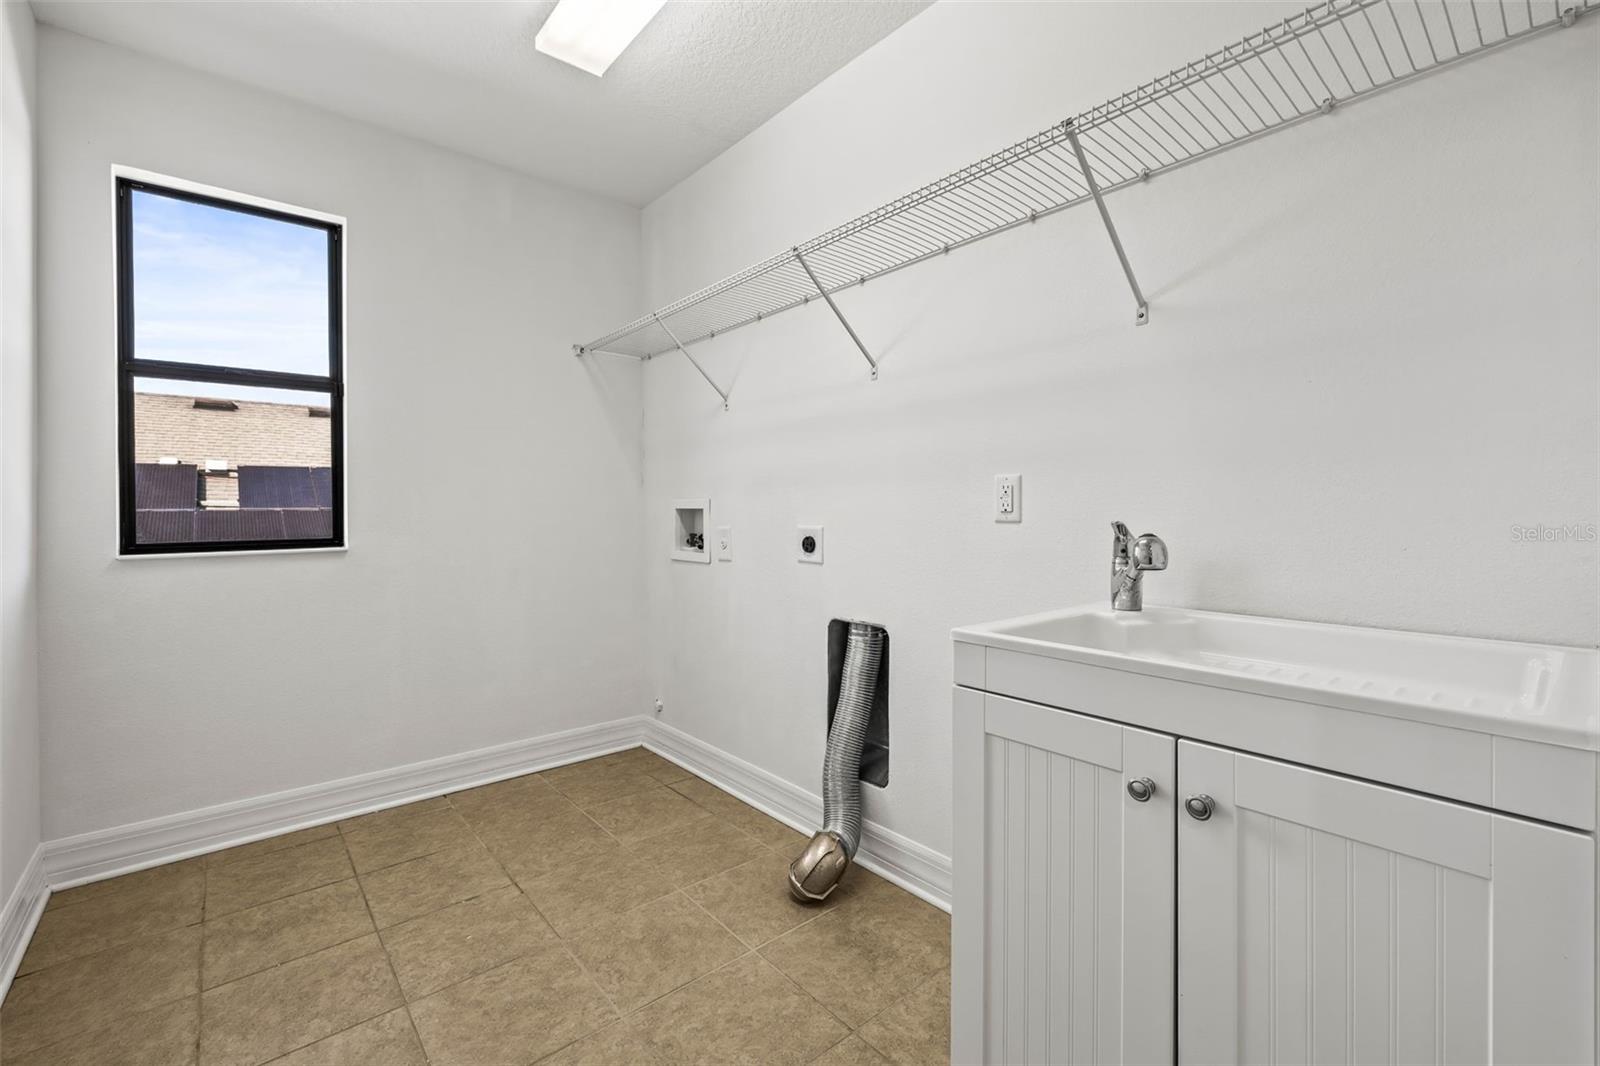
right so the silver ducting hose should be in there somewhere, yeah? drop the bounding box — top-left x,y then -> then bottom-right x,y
789,621 -> 884,903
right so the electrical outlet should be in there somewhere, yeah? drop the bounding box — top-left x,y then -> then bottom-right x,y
797,525 -> 824,564
715,526 -> 733,562
995,474 -> 1022,523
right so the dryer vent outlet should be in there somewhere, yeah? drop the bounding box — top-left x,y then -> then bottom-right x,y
789,619 -> 888,903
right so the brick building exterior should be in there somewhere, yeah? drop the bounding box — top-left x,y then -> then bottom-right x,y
130,392 -> 336,544
134,392 -> 332,509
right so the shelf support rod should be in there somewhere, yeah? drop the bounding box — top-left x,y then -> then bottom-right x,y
1065,119 -> 1149,326
655,313 -> 730,410
795,248 -> 879,379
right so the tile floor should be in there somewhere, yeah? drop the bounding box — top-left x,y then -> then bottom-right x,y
0,748 -> 951,1066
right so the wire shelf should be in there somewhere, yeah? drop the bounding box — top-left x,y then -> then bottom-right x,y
578,0 -> 1591,376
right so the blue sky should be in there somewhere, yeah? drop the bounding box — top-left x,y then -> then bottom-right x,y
132,190 -> 331,404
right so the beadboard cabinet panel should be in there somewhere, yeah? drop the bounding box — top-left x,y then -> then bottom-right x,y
952,691 -> 1175,1066
1178,741 -> 1594,1066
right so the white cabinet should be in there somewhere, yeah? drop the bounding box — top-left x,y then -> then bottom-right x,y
952,689 -> 1176,1066
1178,740 -> 1595,1066
952,690 -> 1597,1066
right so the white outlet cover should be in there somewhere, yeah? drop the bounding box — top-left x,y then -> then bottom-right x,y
995,474 -> 1022,523
715,526 -> 733,562
797,525 -> 824,564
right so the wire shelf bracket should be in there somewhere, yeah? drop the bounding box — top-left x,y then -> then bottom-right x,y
1064,118 -> 1149,325
575,0 -> 1593,393
796,248 -> 880,379
656,313 -> 730,410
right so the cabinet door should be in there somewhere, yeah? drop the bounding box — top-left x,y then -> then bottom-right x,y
953,689 -> 1176,1065
1177,740 -> 1595,1066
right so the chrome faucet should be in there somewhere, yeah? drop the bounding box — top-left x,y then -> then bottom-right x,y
1111,521 -> 1168,611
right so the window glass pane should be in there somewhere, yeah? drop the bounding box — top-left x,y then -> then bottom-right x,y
131,378 -> 334,546
130,190 -> 331,376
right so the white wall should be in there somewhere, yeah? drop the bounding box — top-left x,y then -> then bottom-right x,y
1,0 -> 40,906
640,1 -> 1600,859
36,28 -> 647,841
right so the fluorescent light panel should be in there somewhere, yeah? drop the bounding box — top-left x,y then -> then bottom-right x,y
535,0 -> 667,77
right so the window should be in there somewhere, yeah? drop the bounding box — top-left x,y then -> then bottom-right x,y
116,177 -> 344,554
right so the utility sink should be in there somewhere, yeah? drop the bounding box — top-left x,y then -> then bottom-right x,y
954,605 -> 1600,748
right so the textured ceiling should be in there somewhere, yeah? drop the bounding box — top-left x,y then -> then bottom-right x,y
30,0 -> 930,205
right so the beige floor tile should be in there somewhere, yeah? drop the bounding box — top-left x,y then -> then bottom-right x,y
335,795 -> 451,833
446,773 -> 563,817
585,785 -> 714,846
44,859 -> 203,913
647,764 -> 695,784
669,777 -> 809,851
19,861 -> 203,973
640,757 -> 695,785
539,760 -> 658,809
598,748 -> 694,785
536,1019 -> 662,1065
517,847 -> 673,938
357,844 -> 509,929
857,969 -> 951,1065
759,888 -> 950,1029
3,785 -> 952,1066
811,1034 -> 894,1065
0,926 -> 201,1058
265,1008 -> 426,1066
340,807 -> 476,875
567,892 -> 746,1013
202,879 -> 373,988
204,837 -> 353,919
467,804 -> 621,884
380,885 -> 557,1001
579,749 -> 650,772
407,945 -> 616,1066
682,851 -> 842,948
204,826 -> 340,870
3,994 -> 199,1066
626,815 -> 768,889
630,953 -> 849,1065
458,793 -> 583,848
747,816 -> 811,853
198,934 -> 400,1066
664,775 -> 743,816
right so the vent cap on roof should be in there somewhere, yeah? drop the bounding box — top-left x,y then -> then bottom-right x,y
193,398 -> 238,411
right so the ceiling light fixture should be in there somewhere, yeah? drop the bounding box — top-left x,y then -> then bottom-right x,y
535,0 -> 667,77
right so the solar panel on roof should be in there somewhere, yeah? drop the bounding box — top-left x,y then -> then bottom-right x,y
134,463 -> 199,510
135,509 -> 196,544
195,509 -> 288,542
238,467 -> 327,508
310,468 -> 333,509
281,509 -> 333,540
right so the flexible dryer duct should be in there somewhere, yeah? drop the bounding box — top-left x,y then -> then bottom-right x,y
789,621 -> 884,902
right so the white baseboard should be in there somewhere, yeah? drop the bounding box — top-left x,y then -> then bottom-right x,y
35,713 -> 952,920
42,716 -> 648,891
643,719 -> 952,911
1,845 -> 49,1001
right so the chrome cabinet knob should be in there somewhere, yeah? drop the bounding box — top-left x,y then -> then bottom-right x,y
1185,794 -> 1215,821
1126,777 -> 1155,802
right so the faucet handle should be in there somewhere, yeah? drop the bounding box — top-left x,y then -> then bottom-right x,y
1111,520 -> 1131,547
1132,533 -> 1167,571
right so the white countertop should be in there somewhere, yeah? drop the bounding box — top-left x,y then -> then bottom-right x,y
953,605 -> 1600,751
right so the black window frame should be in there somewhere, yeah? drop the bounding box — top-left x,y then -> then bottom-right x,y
116,177 -> 345,556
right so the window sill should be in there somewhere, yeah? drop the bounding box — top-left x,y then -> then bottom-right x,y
116,545 -> 348,561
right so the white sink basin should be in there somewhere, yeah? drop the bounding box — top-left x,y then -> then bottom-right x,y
955,605 -> 1599,748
